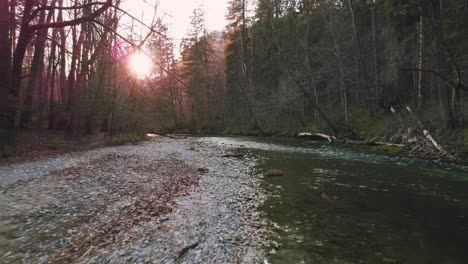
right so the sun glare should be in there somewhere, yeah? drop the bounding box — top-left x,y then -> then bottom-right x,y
128,52 -> 152,79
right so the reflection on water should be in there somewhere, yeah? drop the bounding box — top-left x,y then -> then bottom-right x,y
202,137 -> 468,264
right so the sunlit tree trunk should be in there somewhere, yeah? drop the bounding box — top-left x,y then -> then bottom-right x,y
9,0 -> 16,53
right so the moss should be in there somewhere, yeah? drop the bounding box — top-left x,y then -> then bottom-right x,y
350,114 -> 397,140
369,117 -> 396,137
422,168 -> 468,182
344,143 -> 408,158
322,107 -> 399,140
304,122 -> 319,133
380,145 -> 405,154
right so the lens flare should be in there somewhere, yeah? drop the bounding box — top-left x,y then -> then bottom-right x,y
128,52 -> 152,79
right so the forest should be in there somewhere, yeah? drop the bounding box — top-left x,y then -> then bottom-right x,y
0,0 -> 467,158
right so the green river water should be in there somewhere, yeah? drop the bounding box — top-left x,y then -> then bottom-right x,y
210,137 -> 468,264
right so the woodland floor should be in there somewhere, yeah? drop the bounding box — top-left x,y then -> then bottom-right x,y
0,137 -> 268,263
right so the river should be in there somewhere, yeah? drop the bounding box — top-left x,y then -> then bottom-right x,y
203,137 -> 468,264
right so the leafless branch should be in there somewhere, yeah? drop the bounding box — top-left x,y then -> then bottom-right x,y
400,68 -> 465,91
31,1 -> 109,20
112,5 -> 170,42
91,19 -> 188,87
29,0 -> 113,31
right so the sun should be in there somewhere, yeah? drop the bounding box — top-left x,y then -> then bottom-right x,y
128,51 -> 152,79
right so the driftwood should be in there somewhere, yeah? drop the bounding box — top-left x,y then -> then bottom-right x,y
368,141 -> 406,148
298,133 -> 405,150
146,133 -> 182,139
421,130 -> 458,160
296,105 -> 459,161
404,107 -> 458,161
297,133 -> 336,142
345,140 -> 405,148
386,106 -> 459,161
162,134 -> 188,139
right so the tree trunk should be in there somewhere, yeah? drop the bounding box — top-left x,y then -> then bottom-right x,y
9,0 -> 16,53
417,13 -> 424,109
68,23 -> 85,133
22,0 -> 55,127
239,0 -> 262,132
12,0 -> 34,128
0,0 -> 12,128
58,0 -> 67,104
47,25 -> 59,129
322,5 -> 348,125
346,0 -> 371,115
371,0 -> 379,116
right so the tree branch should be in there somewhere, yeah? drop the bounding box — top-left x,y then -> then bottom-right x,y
90,19 -> 188,87
29,0 -> 113,31
30,1 -> 109,20
112,5 -> 171,42
400,68 -> 466,91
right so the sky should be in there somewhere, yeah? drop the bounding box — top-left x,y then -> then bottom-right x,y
121,0 -> 229,45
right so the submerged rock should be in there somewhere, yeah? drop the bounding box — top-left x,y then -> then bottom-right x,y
382,257 -> 398,263
197,167 -> 209,174
264,169 -> 284,177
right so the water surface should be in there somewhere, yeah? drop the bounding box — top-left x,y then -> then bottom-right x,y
204,137 -> 468,264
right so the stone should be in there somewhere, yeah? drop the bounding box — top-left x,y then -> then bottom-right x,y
382,257 -> 398,263
197,168 -> 209,174
264,169 -> 284,177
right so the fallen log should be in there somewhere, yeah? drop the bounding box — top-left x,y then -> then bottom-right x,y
163,134 -> 188,139
342,139 -> 405,148
297,133 -> 336,142
367,141 -> 406,148
422,130 -> 458,161
404,107 -> 459,161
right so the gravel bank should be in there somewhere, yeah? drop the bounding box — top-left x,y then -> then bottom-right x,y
0,137 -> 269,263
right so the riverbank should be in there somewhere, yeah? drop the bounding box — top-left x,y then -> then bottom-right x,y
0,137 -> 268,263
222,111 -> 468,164
0,130 -> 148,165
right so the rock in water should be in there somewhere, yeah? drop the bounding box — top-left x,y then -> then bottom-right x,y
321,193 -> 329,200
197,168 -> 209,174
264,169 -> 284,177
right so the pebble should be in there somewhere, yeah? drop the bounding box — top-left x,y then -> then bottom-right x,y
0,138 -> 268,263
